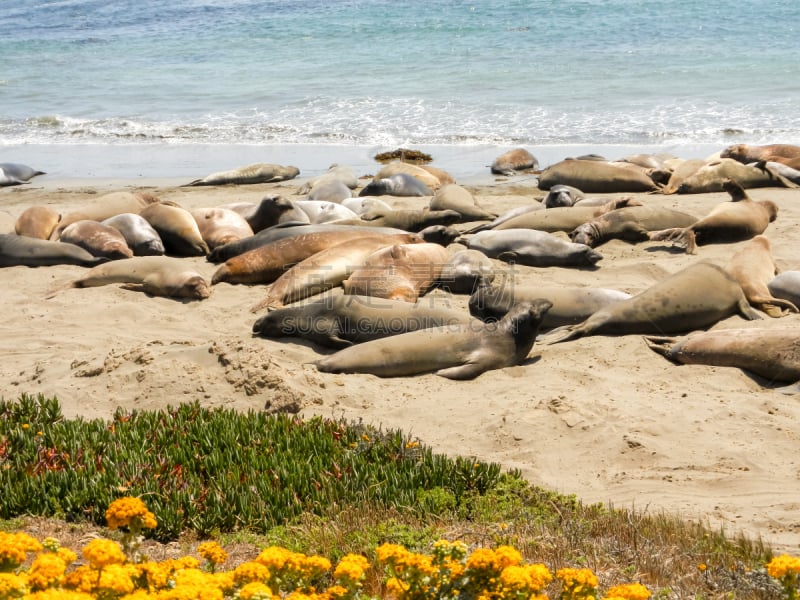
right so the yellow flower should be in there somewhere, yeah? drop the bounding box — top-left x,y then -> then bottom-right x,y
238,581 -> 274,600
95,563 -> 137,596
105,496 -> 158,531
602,582 -> 652,600
233,561 -> 271,586
766,554 -> 800,579
697,563 -> 707,572
57,547 -> 78,565
25,590 -> 95,600
0,531 -> 43,568
333,554 -> 369,584
27,553 -> 67,590
81,538 -> 127,569
0,572 -> 28,598
255,546 -> 293,571
499,564 -> 553,594
557,567 -> 599,597
197,541 -> 228,566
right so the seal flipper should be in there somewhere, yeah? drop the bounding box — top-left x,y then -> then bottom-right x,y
643,335 -> 680,359
435,361 -> 487,380
539,323 -> 585,345
737,298 -> 763,321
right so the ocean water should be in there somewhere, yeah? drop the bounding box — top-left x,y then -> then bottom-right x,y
1,0 -> 799,179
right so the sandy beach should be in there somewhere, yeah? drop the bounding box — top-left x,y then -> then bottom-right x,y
1,160 -> 798,554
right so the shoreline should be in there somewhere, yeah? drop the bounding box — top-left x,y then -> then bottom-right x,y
1,141 -> 725,184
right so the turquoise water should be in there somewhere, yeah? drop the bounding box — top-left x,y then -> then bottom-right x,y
1,0 -> 799,178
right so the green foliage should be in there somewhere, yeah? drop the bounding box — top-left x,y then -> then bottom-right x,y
0,394 -> 508,542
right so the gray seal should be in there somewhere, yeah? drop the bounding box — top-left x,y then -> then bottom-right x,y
460,228 -> 603,268
313,299 -> 553,379
0,233 -> 107,267
359,173 -> 432,197
185,163 -> 300,186
0,163 -> 45,186
768,271 -> 800,308
102,213 -> 165,256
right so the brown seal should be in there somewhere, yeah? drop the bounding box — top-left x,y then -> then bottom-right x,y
337,207 -> 461,232
649,179 -> 778,254
212,229 -> 421,285
373,162 -> 442,190
670,158 -> 796,194
313,299 -> 553,379
185,163 -> 300,186
52,191 -> 160,240
249,233 -> 424,311
489,197 -> 640,233
224,195 -> 311,232
645,328 -> 800,392
342,242 -> 450,302
15,206 -> 61,240
720,143 -> 800,164
52,256 -> 210,300
429,184 -> 497,221
569,205 -> 698,247
190,207 -> 254,250
724,235 -> 798,317
58,220 -> 134,260
543,260 -> 761,344
491,148 -> 539,175
140,202 -> 210,256
537,159 -> 661,193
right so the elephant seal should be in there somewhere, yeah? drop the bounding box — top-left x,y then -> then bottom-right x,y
720,143 -> 800,164
490,148 -> 539,175
337,207 -> 461,232
101,213 -> 165,256
342,242 -> 450,302
460,228 -> 603,268
489,198 -> 640,232
374,162 -> 442,190
295,200 -> 359,224
313,299 -> 553,379
359,173 -> 432,197
341,197 -> 393,215
673,158 -> 795,194
466,203 -> 544,234
570,205 -> 698,247
755,160 -> 800,185
543,261 -> 762,344
52,192 -> 160,240
224,195 -> 310,233
469,281 -> 632,329
249,233 -> 423,311
253,294 -> 478,349
185,163 -> 299,186
213,230 -> 421,285
305,178 -> 353,203
661,159 -> 708,194
0,163 -> 45,186
768,271 -> 800,307
436,249 -> 495,294
140,202 -> 209,256
645,328 -> 800,392
417,225 -> 461,246
207,223 -> 409,263
190,207 -> 254,250
537,159 -> 661,193
297,164 -> 359,194
649,179 -> 778,254
420,165 -> 456,186
0,233 -> 107,267
58,220 -> 134,260
429,184 -> 497,221
15,206 -> 61,240
544,184 -> 585,208
724,235 -> 798,317
53,256 -> 210,300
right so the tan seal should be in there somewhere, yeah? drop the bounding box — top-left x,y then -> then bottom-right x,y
490,148 -> 538,175
58,220 -> 134,260
52,191 -> 160,240
537,159 -> 661,193
649,179 -> 778,254
429,184 -> 497,221
15,206 -> 61,240
724,235 -> 798,317
313,299 -> 553,379
185,163 -> 300,186
140,202 -> 210,256
190,207 -> 254,250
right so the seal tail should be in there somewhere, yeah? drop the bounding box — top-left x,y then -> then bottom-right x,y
250,294 -> 283,314
44,280 -> 78,299
538,324 -> 586,345
647,228 -> 697,254
642,335 -> 680,358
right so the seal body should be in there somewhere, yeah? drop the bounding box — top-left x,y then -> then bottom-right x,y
490,198 -> 638,233
544,184 -> 585,208
490,148 -> 538,175
374,162 -> 442,190
463,228 -> 603,268
537,159 -> 660,193
359,173 -> 432,197
295,200 -> 359,224
673,158 -> 793,193
15,206 -> 61,240
430,184 -> 497,221
570,205 -> 698,247
253,294 -> 477,348
140,203 -> 210,256
436,249 -> 495,294
469,282 -> 631,329
225,195 -> 311,232
339,208 -> 461,232
306,179 -> 353,203
544,261 -> 761,343
0,163 -> 45,186
725,235 -> 798,317
313,299 -> 553,379
0,233 -> 106,267
645,328 -> 800,388
58,220 -> 134,260
186,163 -> 299,186
52,192 -> 159,239
768,271 -> 800,308
720,143 -> 800,164
63,256 -> 211,300
298,165 -> 359,194
101,213 -> 165,256
190,207 -> 254,250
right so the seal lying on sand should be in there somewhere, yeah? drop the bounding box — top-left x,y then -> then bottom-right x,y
0,233 -> 107,267
768,271 -> 800,308
253,294 -> 478,349
50,256 -> 210,300
720,143 -> 800,164
224,195 -> 311,232
461,228 -> 603,268
15,206 -> 61,240
140,202 -> 210,256
0,163 -> 45,186
429,184 -> 497,221
724,235 -> 798,317
101,213 -> 165,256
52,192 -> 160,240
671,158 -> 795,193
359,173 -> 433,197
645,328 -> 800,393
313,299 -> 553,379
469,281 -> 632,329
190,208 -> 254,250
185,163 -> 299,186
490,148 -> 539,176
436,250 -> 495,294
59,220 -> 134,260
537,159 -> 661,193
649,179 -> 778,254
570,205 -> 698,247
543,261 -> 761,344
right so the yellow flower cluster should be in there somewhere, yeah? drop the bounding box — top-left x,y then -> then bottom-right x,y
767,554 -> 800,579
557,567 -> 599,599
332,554 -> 369,586
198,541 -> 228,567
105,496 -> 158,531
0,532 -> 43,570
602,582 -> 652,600
81,538 -> 127,569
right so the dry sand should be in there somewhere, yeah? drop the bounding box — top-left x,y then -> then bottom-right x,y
1,168 -> 798,554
